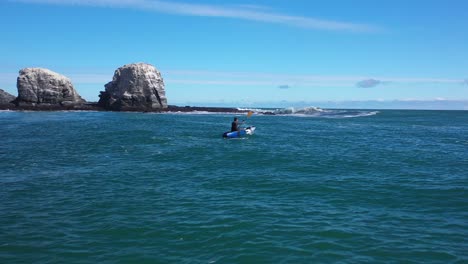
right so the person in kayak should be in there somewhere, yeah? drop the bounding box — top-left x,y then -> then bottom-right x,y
231,117 -> 244,134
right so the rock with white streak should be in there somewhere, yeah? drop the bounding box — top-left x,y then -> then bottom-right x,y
98,63 -> 167,111
15,68 -> 85,106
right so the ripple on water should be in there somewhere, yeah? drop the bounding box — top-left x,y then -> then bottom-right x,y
0,111 -> 467,263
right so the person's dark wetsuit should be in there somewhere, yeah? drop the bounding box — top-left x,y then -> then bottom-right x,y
231,120 -> 239,132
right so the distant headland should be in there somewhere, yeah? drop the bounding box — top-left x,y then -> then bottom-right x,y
0,63 -> 246,114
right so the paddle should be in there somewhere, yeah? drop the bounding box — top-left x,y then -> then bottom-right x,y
242,111 -> 254,123
240,111 -> 254,129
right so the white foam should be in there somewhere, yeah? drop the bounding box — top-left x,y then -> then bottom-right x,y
272,106 -> 325,115
339,111 -> 379,118
161,111 -> 235,115
113,105 -> 380,119
259,107 -> 379,118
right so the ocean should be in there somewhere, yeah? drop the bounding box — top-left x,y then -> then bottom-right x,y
1,108 -> 467,263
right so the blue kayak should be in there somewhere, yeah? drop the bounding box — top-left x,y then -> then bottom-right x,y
222,126 -> 256,138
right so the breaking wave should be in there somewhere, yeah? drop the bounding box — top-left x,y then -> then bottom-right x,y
243,106 -> 379,118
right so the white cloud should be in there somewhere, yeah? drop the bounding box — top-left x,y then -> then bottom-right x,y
356,78 -> 381,88
12,0 -> 379,32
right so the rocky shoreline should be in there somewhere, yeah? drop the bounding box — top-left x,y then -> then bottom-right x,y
0,102 -> 248,114
0,62 -> 251,114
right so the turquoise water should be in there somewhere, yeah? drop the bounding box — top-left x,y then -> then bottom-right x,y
1,109 -> 467,263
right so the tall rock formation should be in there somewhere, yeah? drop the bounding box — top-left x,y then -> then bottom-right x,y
98,63 -> 167,111
0,89 -> 16,106
15,68 -> 85,107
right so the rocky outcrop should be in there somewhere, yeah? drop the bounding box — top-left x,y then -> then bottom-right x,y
0,89 -> 16,106
15,68 -> 85,107
98,63 -> 167,111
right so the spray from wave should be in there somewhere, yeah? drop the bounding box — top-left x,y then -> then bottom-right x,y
240,106 -> 378,118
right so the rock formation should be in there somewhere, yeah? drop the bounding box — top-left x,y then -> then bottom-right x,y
0,89 -> 16,106
15,68 -> 85,107
98,63 -> 167,111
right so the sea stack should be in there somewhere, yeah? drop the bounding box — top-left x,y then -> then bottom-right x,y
98,63 -> 167,111
15,68 -> 85,107
0,89 -> 16,107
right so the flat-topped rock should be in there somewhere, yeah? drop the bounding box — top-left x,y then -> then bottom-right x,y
15,68 -> 85,107
98,63 -> 167,111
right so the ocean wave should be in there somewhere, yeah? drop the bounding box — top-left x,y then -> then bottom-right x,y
273,106 -> 325,115
237,107 -> 268,112
240,106 -> 379,118
161,111 -> 240,115
149,106 -> 379,118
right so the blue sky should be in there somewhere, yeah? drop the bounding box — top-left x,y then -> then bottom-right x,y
1,0 -> 467,109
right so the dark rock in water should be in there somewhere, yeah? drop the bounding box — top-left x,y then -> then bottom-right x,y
165,105 -> 244,113
0,89 -> 16,107
15,68 -> 85,107
98,63 -> 167,111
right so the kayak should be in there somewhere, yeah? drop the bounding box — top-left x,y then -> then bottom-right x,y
222,126 -> 256,138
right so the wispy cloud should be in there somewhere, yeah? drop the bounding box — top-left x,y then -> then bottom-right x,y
232,4 -> 272,12
166,72 -> 468,88
1,70 -> 465,88
165,71 -> 363,87
356,78 -> 381,88
12,0 -> 380,32
164,70 -> 464,86
278,85 -> 291,89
